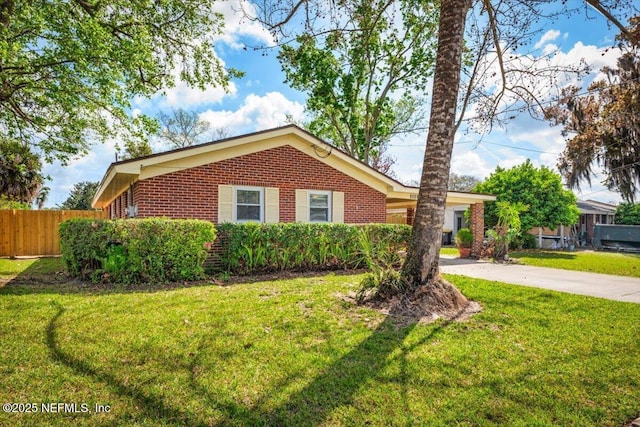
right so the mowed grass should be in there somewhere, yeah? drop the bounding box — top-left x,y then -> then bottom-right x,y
510,250 -> 640,278
0,258 -> 40,278
0,258 -> 639,426
440,246 -> 460,257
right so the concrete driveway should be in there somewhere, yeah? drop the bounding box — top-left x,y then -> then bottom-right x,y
440,256 -> 640,304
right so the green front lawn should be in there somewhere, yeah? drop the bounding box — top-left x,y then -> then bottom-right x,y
439,246 -> 460,257
0,258 -> 38,278
510,250 -> 640,278
1,258 -> 639,426
0,257 -> 62,278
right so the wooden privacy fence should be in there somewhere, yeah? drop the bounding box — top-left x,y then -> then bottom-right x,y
0,210 -> 108,257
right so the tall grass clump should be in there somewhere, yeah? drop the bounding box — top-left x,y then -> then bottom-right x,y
356,227 -> 409,302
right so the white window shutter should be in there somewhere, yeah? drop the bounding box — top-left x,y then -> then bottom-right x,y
218,185 -> 234,223
295,189 -> 309,222
264,187 -> 280,223
332,191 -> 344,223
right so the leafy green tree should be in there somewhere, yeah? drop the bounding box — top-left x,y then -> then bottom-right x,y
0,139 -> 46,204
0,0 -> 239,163
0,196 -> 30,210
277,0 -> 436,171
474,160 -> 580,233
615,202 -> 640,225
546,16 -> 640,201
58,181 -> 100,210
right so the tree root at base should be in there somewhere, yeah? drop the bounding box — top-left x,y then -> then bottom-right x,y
361,277 -> 482,324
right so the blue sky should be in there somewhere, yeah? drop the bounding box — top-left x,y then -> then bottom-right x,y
42,1 -> 634,207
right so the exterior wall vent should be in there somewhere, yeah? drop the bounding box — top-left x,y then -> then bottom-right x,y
126,205 -> 138,218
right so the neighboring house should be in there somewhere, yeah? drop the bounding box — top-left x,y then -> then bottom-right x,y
576,200 -> 617,243
529,199 -> 617,248
92,125 -> 495,253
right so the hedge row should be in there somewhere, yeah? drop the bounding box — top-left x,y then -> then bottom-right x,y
59,218 -> 216,284
59,219 -> 411,283
214,223 -> 411,275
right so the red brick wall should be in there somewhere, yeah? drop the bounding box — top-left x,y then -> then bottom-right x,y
108,145 -> 386,224
469,202 -> 485,257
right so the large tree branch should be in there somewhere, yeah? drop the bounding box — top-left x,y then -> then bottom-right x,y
0,0 -> 14,27
585,0 -> 639,45
455,25 -> 491,132
482,0 -> 508,127
264,0 -> 307,33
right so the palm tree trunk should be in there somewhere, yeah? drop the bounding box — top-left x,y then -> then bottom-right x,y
401,0 -> 472,293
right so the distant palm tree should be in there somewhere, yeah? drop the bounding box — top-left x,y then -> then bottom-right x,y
35,186 -> 50,209
0,139 -> 45,204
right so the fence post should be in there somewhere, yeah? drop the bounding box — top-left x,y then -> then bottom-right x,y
11,209 -> 17,258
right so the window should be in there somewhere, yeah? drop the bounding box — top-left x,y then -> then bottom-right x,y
295,189 -> 343,223
235,187 -> 263,222
309,191 -> 331,222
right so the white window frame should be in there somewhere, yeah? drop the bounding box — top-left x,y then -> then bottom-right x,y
234,186 -> 264,223
308,190 -> 332,223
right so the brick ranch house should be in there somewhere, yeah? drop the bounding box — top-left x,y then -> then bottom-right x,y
92,125 -> 495,255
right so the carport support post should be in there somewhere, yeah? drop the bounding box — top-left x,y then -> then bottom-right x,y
469,202 -> 484,257
538,228 -> 542,249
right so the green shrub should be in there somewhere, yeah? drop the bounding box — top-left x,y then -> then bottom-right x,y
614,202 -> 640,225
511,232 -> 537,250
357,267 -> 407,303
454,228 -> 474,248
59,218 -> 216,284
0,196 -> 30,210
215,223 -> 411,275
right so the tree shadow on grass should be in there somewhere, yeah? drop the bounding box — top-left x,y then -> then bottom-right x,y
47,300 -> 467,426
1,257 -> 221,296
254,309 -> 470,426
46,302 -> 216,427
185,311 -> 468,426
1,256 -> 366,296
256,317 -> 416,426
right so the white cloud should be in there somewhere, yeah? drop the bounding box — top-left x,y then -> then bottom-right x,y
497,153 -> 529,170
392,162 -> 424,186
542,43 -> 558,56
164,80 -> 235,109
534,29 -> 561,50
199,92 -> 304,133
450,150 -> 494,179
134,73 -> 237,112
212,0 -> 275,48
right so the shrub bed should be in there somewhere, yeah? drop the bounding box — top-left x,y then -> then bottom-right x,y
214,223 -> 411,275
59,218 -> 216,284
